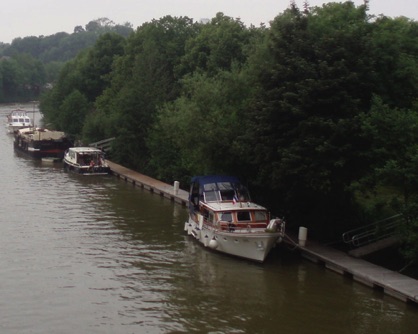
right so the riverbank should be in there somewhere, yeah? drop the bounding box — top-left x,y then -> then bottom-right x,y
107,159 -> 418,306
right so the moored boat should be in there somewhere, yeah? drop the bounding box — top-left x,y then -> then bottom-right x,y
63,147 -> 111,175
14,127 -> 73,159
184,175 -> 285,262
6,109 -> 33,134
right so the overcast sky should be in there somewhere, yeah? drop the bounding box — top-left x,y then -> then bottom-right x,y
1,0 -> 416,43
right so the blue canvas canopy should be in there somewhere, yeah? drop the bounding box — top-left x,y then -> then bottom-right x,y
189,175 -> 250,206
191,175 -> 240,187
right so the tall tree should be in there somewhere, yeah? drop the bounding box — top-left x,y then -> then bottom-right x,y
96,16 -> 199,171
243,2 -> 374,237
370,16 -> 418,108
0,57 -> 24,101
178,13 -> 251,77
359,97 -> 418,263
80,33 -> 126,102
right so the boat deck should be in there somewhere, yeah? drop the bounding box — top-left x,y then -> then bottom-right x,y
106,160 -> 418,305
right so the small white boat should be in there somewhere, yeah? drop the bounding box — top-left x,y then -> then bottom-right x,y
184,176 -> 285,262
6,109 -> 33,133
63,147 -> 111,175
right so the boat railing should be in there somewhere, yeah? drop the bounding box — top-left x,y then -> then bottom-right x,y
216,220 -> 269,233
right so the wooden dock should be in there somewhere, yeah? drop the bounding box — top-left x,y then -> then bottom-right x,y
285,234 -> 418,305
107,160 -> 189,206
107,160 -> 418,306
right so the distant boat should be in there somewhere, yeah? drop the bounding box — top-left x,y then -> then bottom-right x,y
184,175 -> 285,262
6,109 -> 33,134
63,147 -> 111,175
14,127 -> 73,160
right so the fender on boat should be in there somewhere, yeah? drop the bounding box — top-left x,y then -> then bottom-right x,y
208,238 -> 218,249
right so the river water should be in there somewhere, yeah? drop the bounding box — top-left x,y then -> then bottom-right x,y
0,103 -> 417,334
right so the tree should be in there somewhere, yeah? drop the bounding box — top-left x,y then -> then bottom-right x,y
58,90 -> 90,136
0,57 -> 24,101
241,2 -> 375,238
369,16 -> 418,109
178,13 -> 252,77
148,67 -> 253,183
80,33 -> 126,102
359,97 -> 418,262
40,57 -> 86,130
95,16 -> 199,171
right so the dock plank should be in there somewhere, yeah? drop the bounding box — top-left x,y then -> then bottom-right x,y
107,160 -> 189,206
287,235 -> 418,304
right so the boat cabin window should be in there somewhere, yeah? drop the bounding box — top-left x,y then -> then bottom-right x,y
202,208 -> 215,224
234,184 -> 251,201
216,182 -> 234,200
202,182 -> 221,202
237,211 -> 251,222
202,181 -> 240,202
208,212 -> 215,224
220,189 -> 235,201
203,190 -> 220,202
219,212 -> 233,222
196,178 -> 252,203
254,211 -> 268,221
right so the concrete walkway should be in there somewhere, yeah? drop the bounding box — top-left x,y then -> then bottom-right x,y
107,160 -> 418,306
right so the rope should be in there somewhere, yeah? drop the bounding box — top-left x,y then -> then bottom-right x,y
284,233 -> 300,251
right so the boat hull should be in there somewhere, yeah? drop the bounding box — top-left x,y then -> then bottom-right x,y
63,160 -> 111,175
13,128 -> 73,160
63,147 -> 111,175
185,217 -> 282,262
13,140 -> 72,159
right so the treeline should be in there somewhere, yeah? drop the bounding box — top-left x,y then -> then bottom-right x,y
40,2 -> 418,260
0,18 -> 133,102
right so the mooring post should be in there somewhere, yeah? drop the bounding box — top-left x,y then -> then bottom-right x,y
173,181 -> 179,195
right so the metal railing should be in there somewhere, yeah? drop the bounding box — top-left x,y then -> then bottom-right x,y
342,214 -> 402,247
89,137 -> 115,153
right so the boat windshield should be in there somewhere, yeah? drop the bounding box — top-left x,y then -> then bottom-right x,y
202,181 -> 250,202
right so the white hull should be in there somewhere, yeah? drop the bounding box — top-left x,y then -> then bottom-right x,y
185,217 -> 283,262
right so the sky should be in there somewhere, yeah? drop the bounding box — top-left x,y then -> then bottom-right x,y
1,0 -> 416,43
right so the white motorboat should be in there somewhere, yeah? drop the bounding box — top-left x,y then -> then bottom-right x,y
63,147 -> 111,175
184,175 -> 285,262
6,109 -> 33,133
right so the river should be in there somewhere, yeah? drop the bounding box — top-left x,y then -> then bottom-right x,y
0,103 -> 417,334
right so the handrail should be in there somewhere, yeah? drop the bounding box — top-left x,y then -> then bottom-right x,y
89,137 -> 115,152
342,214 -> 402,247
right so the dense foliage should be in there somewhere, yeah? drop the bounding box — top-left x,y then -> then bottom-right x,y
0,18 -> 133,103
38,2 -> 418,261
